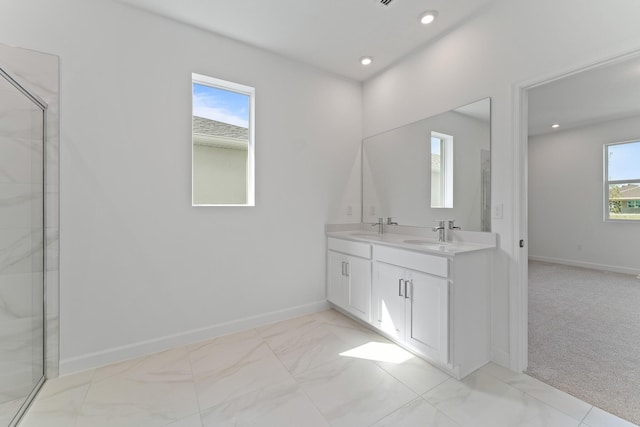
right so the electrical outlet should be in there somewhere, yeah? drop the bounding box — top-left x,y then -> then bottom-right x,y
492,203 -> 503,219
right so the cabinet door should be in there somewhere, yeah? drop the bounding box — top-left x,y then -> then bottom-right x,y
406,270 -> 449,363
375,262 -> 406,341
327,251 -> 346,306
346,256 -> 371,322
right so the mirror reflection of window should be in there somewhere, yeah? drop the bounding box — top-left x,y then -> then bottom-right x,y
431,131 -> 453,208
192,73 -> 255,206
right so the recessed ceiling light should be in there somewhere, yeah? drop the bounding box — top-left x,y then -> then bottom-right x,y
419,10 -> 438,25
551,123 -> 560,128
360,56 -> 373,66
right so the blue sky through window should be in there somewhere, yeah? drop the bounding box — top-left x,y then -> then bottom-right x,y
608,141 -> 640,181
192,83 -> 249,128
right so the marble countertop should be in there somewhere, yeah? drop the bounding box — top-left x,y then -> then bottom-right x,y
326,229 -> 496,256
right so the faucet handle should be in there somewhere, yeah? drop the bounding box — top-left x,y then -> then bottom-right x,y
387,217 -> 398,225
448,220 -> 461,230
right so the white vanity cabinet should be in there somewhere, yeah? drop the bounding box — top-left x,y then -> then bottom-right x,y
327,238 -> 372,323
326,231 -> 493,379
374,246 -> 449,365
372,244 -> 491,379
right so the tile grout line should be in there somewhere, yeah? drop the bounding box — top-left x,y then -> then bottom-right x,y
183,344 -> 205,427
476,369 -> 589,426
580,407 -> 594,426
480,365 -> 597,419
254,325 -> 334,426
72,370 -> 96,427
375,359 -> 452,396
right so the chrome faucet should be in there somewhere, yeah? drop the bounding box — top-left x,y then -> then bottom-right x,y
387,217 -> 398,226
372,217 -> 384,234
448,219 -> 462,244
448,220 -> 461,232
433,220 -> 446,242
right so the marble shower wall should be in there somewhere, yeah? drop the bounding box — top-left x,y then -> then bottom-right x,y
0,76 -> 44,404
0,44 -> 60,392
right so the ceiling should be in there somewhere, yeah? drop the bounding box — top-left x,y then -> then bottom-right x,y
528,55 -> 640,137
114,0 -> 498,81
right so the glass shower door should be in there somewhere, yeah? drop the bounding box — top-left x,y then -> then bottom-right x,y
0,67 -> 46,426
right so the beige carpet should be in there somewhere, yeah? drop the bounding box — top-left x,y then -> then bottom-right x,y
527,261 -> 640,425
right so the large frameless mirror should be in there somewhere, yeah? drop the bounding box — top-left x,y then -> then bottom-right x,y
362,98 -> 491,231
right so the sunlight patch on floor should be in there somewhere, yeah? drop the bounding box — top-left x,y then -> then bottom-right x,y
340,341 -> 414,364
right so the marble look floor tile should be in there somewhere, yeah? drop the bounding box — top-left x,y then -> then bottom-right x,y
314,309 -> 385,347
424,371 -> 583,427
256,312 -> 318,340
295,356 -> 417,427
259,315 -> 357,377
313,308 -> 360,327
37,368 -> 94,399
479,362 -> 592,421
92,345 -> 188,383
163,413 -> 203,427
18,381 -> 89,427
0,397 -> 25,427
375,353 -> 451,395
582,406 -> 640,427
371,397 -> 462,427
200,380 -> 329,427
76,347 -> 198,427
188,329 -> 295,411
18,309 -> 620,427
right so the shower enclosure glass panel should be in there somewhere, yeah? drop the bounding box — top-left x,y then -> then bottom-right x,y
0,67 -> 46,426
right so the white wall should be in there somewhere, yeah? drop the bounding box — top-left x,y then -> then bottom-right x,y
529,116 -> 640,275
0,0 -> 362,373
363,0 -> 640,366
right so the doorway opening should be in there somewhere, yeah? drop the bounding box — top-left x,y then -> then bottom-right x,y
516,51 -> 640,425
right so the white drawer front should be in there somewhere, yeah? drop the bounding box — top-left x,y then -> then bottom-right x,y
328,237 -> 372,259
373,245 -> 448,277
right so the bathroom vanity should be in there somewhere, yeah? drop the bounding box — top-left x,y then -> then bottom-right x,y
326,228 -> 495,379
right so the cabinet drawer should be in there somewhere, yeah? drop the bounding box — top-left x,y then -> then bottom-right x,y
373,245 -> 448,277
328,238 -> 371,259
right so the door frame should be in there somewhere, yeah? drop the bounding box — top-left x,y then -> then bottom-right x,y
510,47 -> 640,373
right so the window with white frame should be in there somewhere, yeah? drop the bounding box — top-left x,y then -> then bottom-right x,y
192,73 -> 255,206
431,131 -> 454,208
604,140 -> 640,221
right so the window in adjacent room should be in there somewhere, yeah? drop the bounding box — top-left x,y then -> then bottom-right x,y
431,131 -> 454,208
604,140 -> 640,221
192,73 -> 255,206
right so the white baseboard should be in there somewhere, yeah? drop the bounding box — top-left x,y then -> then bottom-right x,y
59,300 -> 330,376
528,255 -> 640,276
